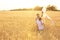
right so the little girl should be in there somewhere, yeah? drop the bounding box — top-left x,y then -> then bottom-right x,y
36,14 -> 44,31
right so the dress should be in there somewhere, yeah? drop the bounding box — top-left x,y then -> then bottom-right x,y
36,18 -> 44,30
42,7 -> 52,23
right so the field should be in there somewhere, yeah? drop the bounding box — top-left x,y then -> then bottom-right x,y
0,11 -> 60,40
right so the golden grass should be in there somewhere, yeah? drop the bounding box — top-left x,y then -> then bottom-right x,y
0,11 -> 60,40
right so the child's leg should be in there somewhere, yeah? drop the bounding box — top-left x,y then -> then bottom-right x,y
38,27 -> 44,33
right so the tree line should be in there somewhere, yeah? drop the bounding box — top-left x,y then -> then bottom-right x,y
10,5 -> 58,11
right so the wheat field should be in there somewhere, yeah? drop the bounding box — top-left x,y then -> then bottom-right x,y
0,11 -> 60,40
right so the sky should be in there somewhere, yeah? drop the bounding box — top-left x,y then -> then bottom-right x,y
0,0 -> 60,10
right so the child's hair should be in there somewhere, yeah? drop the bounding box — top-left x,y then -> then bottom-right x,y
39,17 -> 42,21
37,13 -> 39,14
36,13 -> 39,16
36,13 -> 40,18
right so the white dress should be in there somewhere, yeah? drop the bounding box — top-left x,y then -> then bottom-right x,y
36,18 -> 44,30
42,7 -> 52,20
42,7 -> 54,24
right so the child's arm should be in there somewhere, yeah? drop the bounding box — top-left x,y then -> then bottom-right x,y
41,20 -> 44,25
41,20 -> 45,27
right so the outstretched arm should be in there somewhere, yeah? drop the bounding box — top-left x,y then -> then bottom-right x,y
46,15 -> 55,25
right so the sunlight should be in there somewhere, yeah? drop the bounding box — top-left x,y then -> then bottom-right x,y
0,0 -> 60,10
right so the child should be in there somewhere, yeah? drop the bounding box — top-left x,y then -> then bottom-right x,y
36,14 -> 44,31
41,6 -> 54,25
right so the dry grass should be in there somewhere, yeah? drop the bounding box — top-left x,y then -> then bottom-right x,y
0,11 -> 60,40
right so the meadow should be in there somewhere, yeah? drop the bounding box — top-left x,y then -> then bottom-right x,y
0,11 -> 60,40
